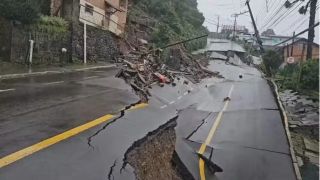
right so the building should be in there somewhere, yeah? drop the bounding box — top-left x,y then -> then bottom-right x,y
260,35 -> 294,47
50,0 -> 128,36
282,38 -> 319,63
221,25 -> 249,35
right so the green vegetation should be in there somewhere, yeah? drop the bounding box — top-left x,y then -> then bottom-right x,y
0,0 -> 50,24
31,16 -> 69,39
131,0 -> 208,51
262,50 -> 282,76
260,50 -> 318,98
276,60 -> 319,99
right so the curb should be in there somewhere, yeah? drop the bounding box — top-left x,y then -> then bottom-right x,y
0,65 -> 116,80
268,79 -> 302,180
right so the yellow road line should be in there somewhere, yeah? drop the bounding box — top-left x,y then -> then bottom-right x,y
0,103 -> 147,168
128,103 -> 148,110
198,85 -> 234,180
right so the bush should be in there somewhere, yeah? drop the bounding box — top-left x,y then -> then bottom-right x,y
300,59 -> 319,90
30,16 -> 69,39
262,50 -> 282,76
277,60 -> 319,92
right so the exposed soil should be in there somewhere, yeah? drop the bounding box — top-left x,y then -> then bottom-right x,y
122,116 -> 191,180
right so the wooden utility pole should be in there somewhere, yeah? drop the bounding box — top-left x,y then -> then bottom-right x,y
216,16 -> 220,33
231,11 -> 248,40
246,0 -> 264,53
291,31 -> 295,56
233,16 -> 237,40
306,0 -> 317,60
301,43 -> 306,61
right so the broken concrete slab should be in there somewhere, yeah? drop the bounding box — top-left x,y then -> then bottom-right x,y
289,121 -> 302,126
297,156 -> 304,167
303,138 -> 319,153
304,151 -> 319,165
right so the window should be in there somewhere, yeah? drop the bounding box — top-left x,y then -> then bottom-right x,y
85,4 -> 94,15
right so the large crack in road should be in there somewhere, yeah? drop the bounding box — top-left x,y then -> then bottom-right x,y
87,100 -> 142,148
117,115 -> 194,180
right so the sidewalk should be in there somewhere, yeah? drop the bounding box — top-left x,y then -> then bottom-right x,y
0,61 -> 116,80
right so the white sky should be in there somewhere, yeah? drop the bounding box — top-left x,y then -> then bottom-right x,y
197,0 -> 319,43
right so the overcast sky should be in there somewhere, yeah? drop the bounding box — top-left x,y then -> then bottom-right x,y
197,0 -> 319,42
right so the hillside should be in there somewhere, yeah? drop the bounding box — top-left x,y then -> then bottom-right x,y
125,0 -> 208,52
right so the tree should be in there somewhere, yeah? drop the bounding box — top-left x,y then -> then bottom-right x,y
0,0 -> 50,24
262,50 -> 282,76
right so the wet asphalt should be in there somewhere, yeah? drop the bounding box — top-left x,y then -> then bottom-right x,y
0,61 -> 296,180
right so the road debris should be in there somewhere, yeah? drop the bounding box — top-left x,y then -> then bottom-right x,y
279,89 -> 319,177
116,36 -> 223,102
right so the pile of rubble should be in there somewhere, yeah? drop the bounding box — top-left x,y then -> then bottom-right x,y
279,89 -> 319,171
116,42 -> 221,102
279,90 -> 319,130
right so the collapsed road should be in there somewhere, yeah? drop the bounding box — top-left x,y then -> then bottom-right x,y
0,57 -> 297,180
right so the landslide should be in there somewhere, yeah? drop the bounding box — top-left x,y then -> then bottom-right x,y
122,0 -> 208,54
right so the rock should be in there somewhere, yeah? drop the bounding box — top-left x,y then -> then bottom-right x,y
303,138 -> 319,153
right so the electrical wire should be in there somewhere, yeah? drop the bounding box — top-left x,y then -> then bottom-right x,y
267,1 -> 303,29
259,2 -> 286,30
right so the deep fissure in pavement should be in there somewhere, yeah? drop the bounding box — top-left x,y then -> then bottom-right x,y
87,100 -> 142,148
119,115 -> 194,180
108,160 -> 117,180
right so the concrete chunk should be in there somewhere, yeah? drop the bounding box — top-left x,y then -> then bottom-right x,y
303,138 -> 319,153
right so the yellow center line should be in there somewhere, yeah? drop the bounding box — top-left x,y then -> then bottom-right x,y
0,103 -> 148,168
198,84 -> 234,180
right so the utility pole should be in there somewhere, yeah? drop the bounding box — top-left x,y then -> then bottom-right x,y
216,16 -> 220,33
233,16 -> 237,40
291,31 -> 295,56
231,11 -> 248,40
246,0 -> 264,53
306,0 -> 317,60
83,22 -> 87,64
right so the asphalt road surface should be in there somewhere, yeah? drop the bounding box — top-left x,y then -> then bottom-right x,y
0,61 -> 296,180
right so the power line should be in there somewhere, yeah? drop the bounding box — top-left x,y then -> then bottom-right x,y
260,0 -> 284,27
266,1 -> 303,29
259,2 -> 286,30
281,15 -> 307,32
273,21 -> 319,46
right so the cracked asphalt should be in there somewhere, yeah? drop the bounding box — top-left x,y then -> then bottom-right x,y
0,61 -> 296,180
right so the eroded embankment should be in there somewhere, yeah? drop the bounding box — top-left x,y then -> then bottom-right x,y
119,116 -> 194,180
